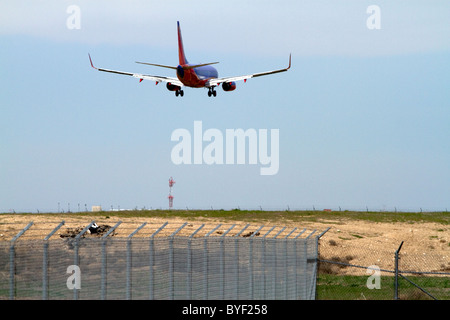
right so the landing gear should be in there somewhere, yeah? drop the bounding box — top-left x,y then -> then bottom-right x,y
208,87 -> 217,97
175,89 -> 184,97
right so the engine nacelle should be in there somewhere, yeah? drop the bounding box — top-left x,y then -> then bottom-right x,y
222,81 -> 237,92
176,65 -> 184,78
166,83 -> 181,92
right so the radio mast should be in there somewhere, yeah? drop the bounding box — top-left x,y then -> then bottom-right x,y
168,176 -> 175,209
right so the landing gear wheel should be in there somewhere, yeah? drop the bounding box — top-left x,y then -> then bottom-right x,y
175,89 -> 184,97
208,88 -> 217,97
180,90 -> 184,97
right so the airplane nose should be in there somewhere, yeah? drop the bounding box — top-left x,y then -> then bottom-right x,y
177,65 -> 184,78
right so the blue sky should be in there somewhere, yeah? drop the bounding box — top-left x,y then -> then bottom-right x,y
1,1 -> 450,212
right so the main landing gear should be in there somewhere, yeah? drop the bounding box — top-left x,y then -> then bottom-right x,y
175,89 -> 184,97
208,87 -> 217,97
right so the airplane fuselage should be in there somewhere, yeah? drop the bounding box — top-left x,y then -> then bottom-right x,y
176,64 -> 219,88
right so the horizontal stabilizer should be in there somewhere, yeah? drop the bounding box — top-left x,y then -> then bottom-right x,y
135,62 -> 178,70
182,62 -> 219,70
136,61 -> 219,70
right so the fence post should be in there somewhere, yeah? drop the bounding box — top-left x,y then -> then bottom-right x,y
203,224 -> 222,300
305,230 -> 316,300
293,228 -> 306,299
220,225 -> 236,299
284,228 -> 297,299
249,226 -> 264,300
394,241 -> 404,300
126,222 -> 147,300
294,229 -> 315,300
314,227 -> 330,300
101,221 -> 121,300
272,227 -> 286,299
149,222 -> 168,299
42,221 -> 65,300
9,222 -> 33,300
234,224 -> 250,299
187,224 -> 205,299
168,223 -> 188,300
73,221 -> 96,300
262,226 -> 276,299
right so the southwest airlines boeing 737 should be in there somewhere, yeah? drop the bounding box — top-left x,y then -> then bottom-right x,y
89,21 -> 291,97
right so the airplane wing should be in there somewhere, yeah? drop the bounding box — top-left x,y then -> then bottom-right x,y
88,54 -> 183,87
206,54 -> 291,87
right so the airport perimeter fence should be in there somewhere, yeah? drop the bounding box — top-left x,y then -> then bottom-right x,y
318,237 -> 450,300
0,221 -> 323,300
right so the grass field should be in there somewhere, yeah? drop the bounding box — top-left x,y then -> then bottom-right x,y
317,274 -> 450,300
4,208 -> 449,224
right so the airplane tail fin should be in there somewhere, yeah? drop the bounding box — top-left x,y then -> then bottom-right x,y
177,21 -> 189,65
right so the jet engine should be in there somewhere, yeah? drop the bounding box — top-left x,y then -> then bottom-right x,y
166,83 -> 181,92
222,81 -> 237,92
176,65 -> 184,78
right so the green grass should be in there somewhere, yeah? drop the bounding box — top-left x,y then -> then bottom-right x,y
317,274 -> 394,300
317,274 -> 450,300
4,208 -> 448,225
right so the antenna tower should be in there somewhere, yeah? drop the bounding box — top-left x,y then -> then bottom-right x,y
168,176 -> 175,209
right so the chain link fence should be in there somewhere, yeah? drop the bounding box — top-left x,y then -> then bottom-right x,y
318,236 -> 450,300
2,220 -> 448,300
0,221 -> 322,300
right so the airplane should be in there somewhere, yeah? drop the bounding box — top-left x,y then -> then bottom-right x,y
88,21 -> 291,97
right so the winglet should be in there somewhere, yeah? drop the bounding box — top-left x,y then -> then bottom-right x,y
88,53 -> 97,70
287,53 -> 291,70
